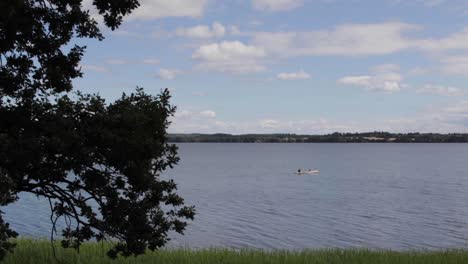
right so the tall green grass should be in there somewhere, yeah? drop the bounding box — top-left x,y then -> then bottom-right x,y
2,239 -> 468,264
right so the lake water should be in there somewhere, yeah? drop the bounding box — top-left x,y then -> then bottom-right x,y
4,143 -> 468,250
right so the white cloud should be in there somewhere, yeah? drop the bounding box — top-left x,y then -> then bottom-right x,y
192,41 -> 267,74
417,28 -> 468,52
416,84 -> 465,96
176,22 -> 226,39
229,26 -> 241,35
261,119 -> 357,134
440,56 -> 468,75
277,70 -> 311,80
258,119 -> 359,134
157,68 -> 180,80
199,110 -> 217,118
381,101 -> 468,133
252,23 -> 418,57
105,59 -> 128,65
249,20 -> 264,27
171,109 -> 219,132
392,0 -> 446,7
174,110 -> 216,119
142,59 -> 160,65
193,41 -> 266,61
338,64 -> 404,93
83,0 -> 208,21
408,67 -> 430,76
170,115 -> 358,134
192,91 -> 207,97
420,0 -> 445,6
169,101 -> 468,134
358,101 -> 468,133
80,64 -> 109,73
338,76 -> 372,86
260,119 -> 280,128
252,0 -> 304,11
181,22 -> 468,75
444,101 -> 468,116
372,64 -> 401,72
109,30 -> 140,37
128,0 -> 208,20
249,23 -> 468,58
105,58 -> 161,65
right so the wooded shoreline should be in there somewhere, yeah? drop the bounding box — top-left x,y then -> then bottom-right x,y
168,132 -> 468,143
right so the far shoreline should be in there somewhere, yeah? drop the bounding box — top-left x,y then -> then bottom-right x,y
169,141 -> 468,143
168,132 -> 468,143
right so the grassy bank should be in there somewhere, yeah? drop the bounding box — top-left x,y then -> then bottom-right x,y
2,239 -> 468,264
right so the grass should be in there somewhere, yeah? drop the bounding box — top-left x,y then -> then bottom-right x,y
2,239 -> 468,264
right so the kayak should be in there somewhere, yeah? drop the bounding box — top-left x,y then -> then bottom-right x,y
294,170 -> 319,175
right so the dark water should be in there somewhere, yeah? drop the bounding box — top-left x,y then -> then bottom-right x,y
4,143 -> 468,250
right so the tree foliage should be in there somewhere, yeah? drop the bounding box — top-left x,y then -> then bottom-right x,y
0,0 -> 194,259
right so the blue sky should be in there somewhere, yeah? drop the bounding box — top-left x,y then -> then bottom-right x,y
75,0 -> 468,134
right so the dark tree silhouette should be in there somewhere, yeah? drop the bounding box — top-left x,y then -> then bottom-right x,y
0,0 -> 194,259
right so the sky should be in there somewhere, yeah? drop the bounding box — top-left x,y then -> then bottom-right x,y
75,0 -> 468,134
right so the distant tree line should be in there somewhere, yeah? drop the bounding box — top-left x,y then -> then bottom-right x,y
168,132 -> 468,143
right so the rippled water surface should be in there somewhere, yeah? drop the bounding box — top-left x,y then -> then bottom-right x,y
4,143 -> 468,250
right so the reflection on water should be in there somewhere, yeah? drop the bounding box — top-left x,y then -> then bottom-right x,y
4,143 -> 468,250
